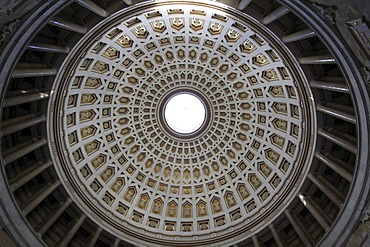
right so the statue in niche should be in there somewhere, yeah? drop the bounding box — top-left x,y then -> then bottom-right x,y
159,184 -> 167,192
250,175 -> 261,189
80,110 -> 93,121
275,119 -> 287,130
124,189 -> 135,202
289,86 -> 296,96
216,218 -> 225,226
212,199 -> 222,213
148,220 -> 157,228
198,203 -> 207,216
154,164 -> 162,173
81,126 -> 94,138
167,203 -> 177,217
85,142 -> 98,153
73,151 -> 81,162
138,196 -> 148,209
282,161 -> 289,172
272,135 -> 284,147
232,212 -> 241,221
80,167 -> 88,178
111,179 -> 123,193
275,103 -> 287,113
152,201 -> 162,214
203,166 -> 210,176
68,95 -> 75,106
260,163 -> 271,177
103,195 -> 112,205
293,106 -> 299,116
182,224 -> 191,232
288,143 -> 296,154
239,185 -> 249,199
117,205 -> 126,215
166,224 -> 174,231
101,168 -> 112,182
68,133 -> 75,144
293,125 -> 299,135
81,94 -> 94,104
212,162 -> 219,171
193,169 -> 200,179
91,182 -> 100,192
67,115 -> 74,125
173,169 -> 180,179
247,202 -> 257,212
271,86 -> 284,95
132,214 -> 141,222
92,156 -> 104,169
164,167 -> 171,177
261,191 -> 270,201
183,204 -> 191,218
226,194 -> 236,207
267,150 -> 279,163
85,77 -> 96,87
272,177 -> 281,187
199,222 -> 208,230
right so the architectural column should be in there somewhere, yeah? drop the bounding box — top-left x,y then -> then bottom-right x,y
299,194 -> 330,230
318,128 -> 357,154
315,151 -> 353,182
269,224 -> 285,247
12,68 -> 57,78
308,173 -> 344,206
28,42 -> 70,53
88,228 -> 102,247
48,16 -> 87,33
299,55 -> 336,64
112,238 -> 121,247
262,6 -> 290,24
3,92 -> 49,107
238,0 -> 252,10
310,77 -> 349,93
316,103 -> 355,124
75,0 -> 107,17
285,210 -> 313,247
21,180 -> 61,215
3,138 -> 47,165
252,235 -> 261,247
57,214 -> 86,247
283,28 -> 316,43
1,114 -> 46,136
10,160 -> 53,190
37,198 -> 73,236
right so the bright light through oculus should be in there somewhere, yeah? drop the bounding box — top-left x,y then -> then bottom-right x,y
165,94 -> 205,134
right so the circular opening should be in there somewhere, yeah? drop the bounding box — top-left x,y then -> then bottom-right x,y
164,93 -> 206,134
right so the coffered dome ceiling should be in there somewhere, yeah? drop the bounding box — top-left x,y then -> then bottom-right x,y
48,2 -> 315,245
0,0 -> 369,246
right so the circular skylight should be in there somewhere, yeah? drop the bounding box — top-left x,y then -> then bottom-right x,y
164,93 -> 206,134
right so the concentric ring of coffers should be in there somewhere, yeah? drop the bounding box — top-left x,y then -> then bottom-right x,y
48,1 -> 316,245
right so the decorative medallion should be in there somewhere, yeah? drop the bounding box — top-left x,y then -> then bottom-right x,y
48,1 -> 316,246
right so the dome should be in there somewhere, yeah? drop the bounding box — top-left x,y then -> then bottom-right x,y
48,2 -> 315,245
0,0 -> 369,246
